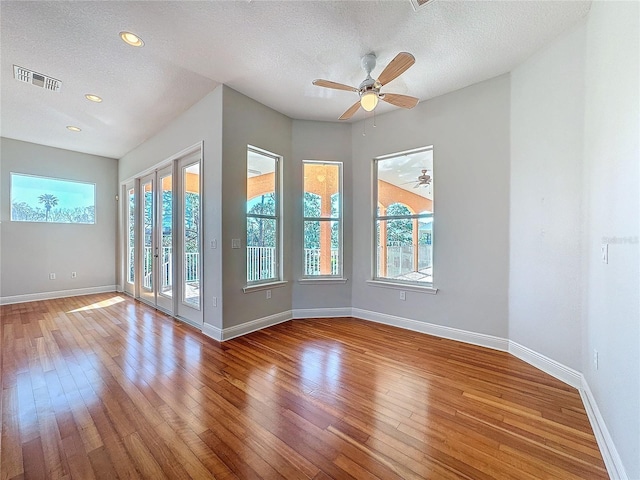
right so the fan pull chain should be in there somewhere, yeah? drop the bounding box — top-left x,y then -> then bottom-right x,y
373,108 -> 376,128
362,116 -> 366,136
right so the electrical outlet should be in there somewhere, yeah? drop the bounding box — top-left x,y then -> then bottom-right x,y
212,296 -> 217,307
601,244 -> 608,264
71,272 -> 77,278
210,239 -> 217,249
594,349 -> 599,370
231,238 -> 241,249
266,290 -> 272,299
49,273 -> 56,280
400,291 -> 406,301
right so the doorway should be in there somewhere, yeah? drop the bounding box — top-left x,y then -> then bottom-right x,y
124,148 -> 202,326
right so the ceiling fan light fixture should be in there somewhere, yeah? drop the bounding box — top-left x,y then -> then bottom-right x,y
360,91 -> 378,112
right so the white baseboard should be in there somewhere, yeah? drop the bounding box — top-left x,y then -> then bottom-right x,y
218,310 -> 293,341
508,341 -> 582,389
292,307 -> 352,319
0,285 -> 117,305
201,322 -> 223,342
580,378 -> 628,480
351,308 -> 509,352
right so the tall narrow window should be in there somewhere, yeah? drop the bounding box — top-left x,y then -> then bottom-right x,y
303,161 -> 342,277
247,147 -> 280,284
183,162 -> 200,308
374,147 -> 433,285
127,187 -> 135,284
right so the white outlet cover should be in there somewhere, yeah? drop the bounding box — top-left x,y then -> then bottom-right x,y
231,238 -> 241,249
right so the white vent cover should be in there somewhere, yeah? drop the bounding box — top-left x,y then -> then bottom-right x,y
13,65 -> 62,92
410,0 -> 436,12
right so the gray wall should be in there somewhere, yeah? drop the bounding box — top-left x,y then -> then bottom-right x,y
510,3 -> 639,476
509,22 -> 586,370
1,138 -> 117,299
582,2 -> 639,477
351,75 -> 511,337
118,87 -> 223,329
221,86 -> 293,327
291,120 -> 352,310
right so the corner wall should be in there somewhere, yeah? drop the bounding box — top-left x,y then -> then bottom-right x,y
582,2 -> 639,477
291,120 -> 352,311
509,21 -> 586,371
351,75 -> 511,338
1,138 -> 118,302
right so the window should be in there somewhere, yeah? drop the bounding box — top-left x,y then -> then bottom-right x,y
374,147 -> 433,285
303,161 -> 342,277
127,186 -> 135,284
247,147 -> 281,284
11,173 -> 96,224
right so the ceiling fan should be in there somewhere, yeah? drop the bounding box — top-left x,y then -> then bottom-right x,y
401,169 -> 432,188
313,52 -> 420,120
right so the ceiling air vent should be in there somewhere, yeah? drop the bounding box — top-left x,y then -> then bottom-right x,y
13,65 -> 62,92
410,0 -> 436,11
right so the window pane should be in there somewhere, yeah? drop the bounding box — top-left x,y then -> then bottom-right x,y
247,217 -> 277,282
375,148 -> 433,284
247,152 -> 276,212
247,148 -> 279,284
376,219 -> 432,283
160,174 -> 173,298
303,163 -> 340,218
11,173 -> 95,224
127,187 -> 135,284
303,220 -> 340,276
183,163 -> 200,308
142,181 -> 153,290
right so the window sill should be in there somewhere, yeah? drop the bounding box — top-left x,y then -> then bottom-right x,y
298,277 -> 348,285
366,280 -> 438,295
243,280 -> 288,293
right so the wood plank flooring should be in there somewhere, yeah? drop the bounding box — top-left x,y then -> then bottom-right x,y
1,293 -> 608,479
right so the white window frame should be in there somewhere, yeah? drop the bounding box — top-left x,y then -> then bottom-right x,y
372,146 -> 435,290
301,160 -> 343,279
245,146 -> 283,288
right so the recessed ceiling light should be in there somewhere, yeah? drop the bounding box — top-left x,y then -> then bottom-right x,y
85,94 -> 102,103
119,31 -> 144,47
66,126 -> 81,132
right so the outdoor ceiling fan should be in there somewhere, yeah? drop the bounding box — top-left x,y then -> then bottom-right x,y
313,52 -> 420,120
402,169 -> 432,188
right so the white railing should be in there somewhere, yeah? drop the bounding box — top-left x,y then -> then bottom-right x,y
143,246 -> 199,290
247,246 -> 276,282
377,244 -> 432,279
303,248 -> 340,276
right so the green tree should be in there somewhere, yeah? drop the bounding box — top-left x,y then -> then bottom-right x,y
38,194 -> 59,222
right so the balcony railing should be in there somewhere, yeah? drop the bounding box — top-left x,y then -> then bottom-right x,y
143,246 -> 199,290
377,244 -> 432,281
303,248 -> 340,276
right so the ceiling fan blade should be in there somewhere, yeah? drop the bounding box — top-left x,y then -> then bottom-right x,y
313,79 -> 358,92
382,93 -> 419,109
339,101 -> 361,120
377,52 -> 415,86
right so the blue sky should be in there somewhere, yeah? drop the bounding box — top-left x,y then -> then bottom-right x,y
11,174 -> 95,209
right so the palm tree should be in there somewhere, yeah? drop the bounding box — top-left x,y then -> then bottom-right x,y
38,194 -> 59,221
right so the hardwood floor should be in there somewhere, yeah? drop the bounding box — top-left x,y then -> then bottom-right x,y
1,293 -> 607,479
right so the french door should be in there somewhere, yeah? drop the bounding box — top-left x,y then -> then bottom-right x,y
131,155 -> 202,325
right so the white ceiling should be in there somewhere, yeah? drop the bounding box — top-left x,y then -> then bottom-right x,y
0,1 -> 591,159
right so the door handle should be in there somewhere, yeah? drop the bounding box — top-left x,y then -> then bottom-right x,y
154,254 -> 159,258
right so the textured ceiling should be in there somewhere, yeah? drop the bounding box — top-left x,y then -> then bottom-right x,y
0,1 -> 591,159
